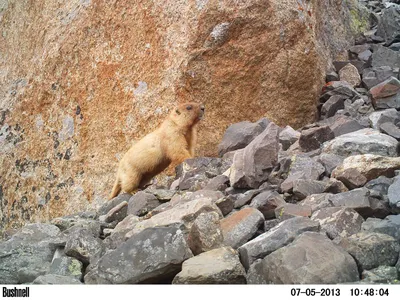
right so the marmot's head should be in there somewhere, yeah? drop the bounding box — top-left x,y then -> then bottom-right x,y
170,102 -> 205,127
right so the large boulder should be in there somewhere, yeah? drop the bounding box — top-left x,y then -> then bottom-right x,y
84,223 -> 193,284
254,232 -> 359,284
0,0 -> 370,232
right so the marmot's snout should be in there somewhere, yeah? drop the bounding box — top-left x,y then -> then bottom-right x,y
199,104 -> 205,119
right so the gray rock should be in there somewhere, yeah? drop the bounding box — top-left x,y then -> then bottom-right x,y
103,215 -> 140,249
369,108 -> 400,130
0,223 -> 62,283
49,256 -> 83,280
64,228 -> 104,265
317,153 -> 345,176
338,232 -> 400,271
238,217 -> 320,270
311,207 -> 364,240
203,174 -> 230,192
333,168 -> 368,190
365,176 -> 394,200
149,189 -> 176,202
292,179 -> 327,200
51,212 -> 99,233
389,42 -> 400,51
388,177 -> 400,212
322,128 -> 399,157
232,190 -> 261,209
333,61 -> 366,74
280,155 -> 325,193
98,193 -> 132,216
321,95 -> 346,118
188,212 -> 224,255
263,219 -> 281,232
172,247 -> 246,284
85,223 -> 193,284
127,191 -> 160,216
358,50 -> 372,62
362,266 -> 399,283
362,66 -> 397,90
33,274 -> 82,284
99,201 -> 128,223
319,115 -> 364,137
220,207 -> 264,249
261,232 -> 359,283
380,122 -> 400,140
279,125 -> 300,151
361,215 -> 400,243
215,196 -> 234,216
249,190 -> 286,219
218,121 -> 265,156
349,44 -> 371,55
299,193 -> 334,213
371,45 -> 400,69
246,259 -> 266,284
339,63 -> 361,87
330,187 -> 388,218
275,203 -> 312,220
370,76 -> 400,109
376,5 -> 400,45
324,178 -> 349,194
299,126 -> 335,152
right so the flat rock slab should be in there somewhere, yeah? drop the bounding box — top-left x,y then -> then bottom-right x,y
338,232 -> 400,271
322,128 -> 398,157
370,76 -> 400,109
249,190 -> 286,219
292,179 -> 327,200
361,215 -> 400,243
255,232 -> 359,284
311,207 -> 364,240
49,256 -> 83,280
275,203 -> 312,220
0,223 -> 62,284
362,266 -> 399,283
220,207 -> 264,249
332,154 -> 400,182
388,178 -> 400,212
238,217 -> 320,270
172,247 -> 246,284
85,223 -> 193,284
127,191 -> 161,216
33,274 -> 82,284
299,125 -> 334,152
299,193 -> 334,213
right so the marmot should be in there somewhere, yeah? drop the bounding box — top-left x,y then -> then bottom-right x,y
109,102 -> 205,199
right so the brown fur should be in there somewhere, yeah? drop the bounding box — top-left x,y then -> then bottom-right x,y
109,102 -> 205,199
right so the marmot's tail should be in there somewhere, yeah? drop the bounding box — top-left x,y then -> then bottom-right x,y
109,177 -> 121,200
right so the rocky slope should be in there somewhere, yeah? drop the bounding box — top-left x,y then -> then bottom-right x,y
1,0 -> 400,284
0,0 -> 369,231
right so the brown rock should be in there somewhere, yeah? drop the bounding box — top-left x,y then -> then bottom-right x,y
339,63 -> 362,87
275,203 -> 312,220
334,168 -> 368,190
299,126 -> 335,152
0,0 -> 370,233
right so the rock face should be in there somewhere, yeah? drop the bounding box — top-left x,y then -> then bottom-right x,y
257,232 -> 360,284
0,0 -> 369,231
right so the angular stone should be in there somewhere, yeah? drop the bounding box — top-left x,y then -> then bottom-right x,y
246,259 -> 267,284
125,196 -> 223,239
362,266 -> 399,283
362,66 -> 397,90
103,215 -> 140,249
263,219 -> 281,232
299,193 -> 334,213
64,228 -> 104,265
275,203 -> 312,220
280,155 -> 325,193
319,115 -> 364,137
215,196 -> 234,216
232,189 -> 260,209
299,126 -> 335,152
0,223 -> 62,283
380,122 -> 400,140
333,154 -> 400,182
85,223 -> 193,284
292,180 -> 327,200
326,71 -> 339,83
218,121 -> 265,156
369,108 -> 400,130
376,5 -> 400,45
349,44 -> 371,55
262,232 -> 359,283
371,45 -> 400,69
324,178 -> 349,194
333,168 -> 368,190
311,207 -> 364,240
33,274 -> 82,284
365,176 -> 394,200
279,125 -> 300,151
172,247 -> 246,284
249,190 -> 286,219
49,256 -> 83,280
220,207 -> 264,249
370,76 -> 400,109
321,95 -> 346,118
188,212 -> 224,255
362,215 -> 400,243
338,232 -> 400,271
203,174 -> 230,192
358,50 -> 372,62
322,129 -> 399,157
150,189 -> 176,202
127,191 -> 160,216
339,63 -> 361,87
333,61 -> 366,74
50,212 -> 98,233
388,177 -> 400,212
99,201 -> 128,223
317,153 -> 345,176
98,193 -> 132,216
238,217 -> 320,270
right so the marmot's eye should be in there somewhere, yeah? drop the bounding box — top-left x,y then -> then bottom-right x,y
186,105 -> 192,110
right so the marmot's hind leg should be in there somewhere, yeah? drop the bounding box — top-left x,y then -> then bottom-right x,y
120,171 -> 141,194
109,176 -> 122,200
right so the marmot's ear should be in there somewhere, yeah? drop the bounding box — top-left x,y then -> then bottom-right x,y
176,109 -> 181,115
